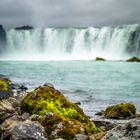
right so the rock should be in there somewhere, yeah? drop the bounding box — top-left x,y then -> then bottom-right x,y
0,80 -> 13,100
0,25 -> 6,47
35,113 -> 86,139
0,120 -> 47,140
15,25 -> 34,30
74,102 -> 81,105
93,120 -> 116,132
95,57 -> 106,61
95,110 -> 105,116
0,98 -> 19,123
127,57 -> 140,62
20,85 -> 102,139
10,83 -> 28,91
102,119 -> 140,140
0,74 -> 11,83
75,134 -> 89,140
43,82 -> 54,88
104,103 -> 137,119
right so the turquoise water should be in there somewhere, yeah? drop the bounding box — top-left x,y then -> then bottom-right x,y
0,61 -> 140,117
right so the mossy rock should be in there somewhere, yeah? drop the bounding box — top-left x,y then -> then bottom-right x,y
127,57 -> 140,62
104,103 -> 136,119
95,57 -> 106,61
20,85 -> 101,138
0,80 -> 12,100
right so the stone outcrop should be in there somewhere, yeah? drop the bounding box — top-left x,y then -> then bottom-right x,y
102,119 -> 140,140
0,25 -> 6,45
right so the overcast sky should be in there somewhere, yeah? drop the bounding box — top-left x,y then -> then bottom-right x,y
0,0 -> 140,28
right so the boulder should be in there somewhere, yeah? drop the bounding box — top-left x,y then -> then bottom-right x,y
95,57 -> 106,61
20,85 -> 102,139
0,120 -> 47,140
102,119 -> 140,140
0,98 -> 19,123
104,103 -> 136,119
127,57 -> 140,62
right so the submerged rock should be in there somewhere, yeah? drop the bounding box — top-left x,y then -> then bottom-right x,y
104,103 -> 136,119
102,119 -> 140,140
95,57 -> 106,61
0,120 -> 47,140
127,57 -> 140,62
20,85 -> 102,139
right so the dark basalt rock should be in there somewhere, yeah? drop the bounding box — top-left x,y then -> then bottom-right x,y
15,25 -> 34,30
0,25 -> 6,44
0,25 -> 6,53
127,57 -> 140,62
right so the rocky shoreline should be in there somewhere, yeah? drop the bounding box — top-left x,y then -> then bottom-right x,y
0,74 -> 140,140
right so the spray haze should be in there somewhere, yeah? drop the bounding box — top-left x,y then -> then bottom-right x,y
0,24 -> 139,60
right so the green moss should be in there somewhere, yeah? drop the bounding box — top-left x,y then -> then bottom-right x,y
20,85 -> 101,137
104,103 -> 136,119
95,57 -> 106,61
127,57 -> 140,62
0,80 -> 9,92
38,113 -> 83,139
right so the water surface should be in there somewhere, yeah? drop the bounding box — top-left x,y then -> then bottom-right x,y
0,61 -> 140,117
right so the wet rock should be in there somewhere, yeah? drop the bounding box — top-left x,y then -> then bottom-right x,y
10,83 -> 28,91
15,25 -> 34,30
127,57 -> 140,62
104,103 -> 137,119
95,110 -> 105,116
102,119 -> 140,140
0,120 -> 47,140
95,57 -> 106,61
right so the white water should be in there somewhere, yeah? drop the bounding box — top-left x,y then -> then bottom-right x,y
1,24 -> 140,60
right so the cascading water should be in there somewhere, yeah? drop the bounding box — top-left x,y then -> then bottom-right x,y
1,24 -> 140,60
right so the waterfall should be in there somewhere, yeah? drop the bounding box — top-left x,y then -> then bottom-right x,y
1,24 -> 140,60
